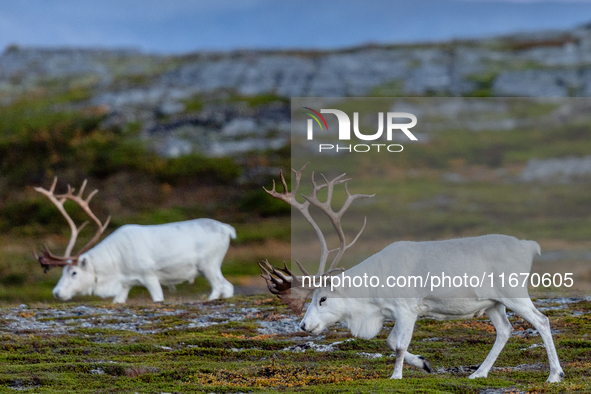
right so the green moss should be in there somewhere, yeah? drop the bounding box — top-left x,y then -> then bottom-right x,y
239,189 -> 291,217
155,154 -> 241,185
183,95 -> 204,112
232,217 -> 290,244
0,296 -> 586,392
119,207 -> 190,226
464,71 -> 498,97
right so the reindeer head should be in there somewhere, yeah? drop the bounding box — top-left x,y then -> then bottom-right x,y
301,284 -> 385,339
34,177 -> 110,299
259,163 -> 374,314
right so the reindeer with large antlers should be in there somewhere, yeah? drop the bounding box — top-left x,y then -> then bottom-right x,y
35,177 -> 235,303
259,165 -> 563,382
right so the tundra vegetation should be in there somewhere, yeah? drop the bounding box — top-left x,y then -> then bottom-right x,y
0,85 -> 590,392
0,296 -> 590,393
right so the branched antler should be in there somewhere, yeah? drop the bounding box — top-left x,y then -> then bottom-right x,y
33,177 -> 110,272
302,173 -> 374,272
260,164 -> 374,313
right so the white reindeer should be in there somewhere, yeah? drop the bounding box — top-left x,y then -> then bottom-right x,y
34,177 -> 235,303
259,165 -> 563,383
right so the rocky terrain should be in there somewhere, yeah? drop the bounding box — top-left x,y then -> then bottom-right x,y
0,295 -> 590,393
4,23 -> 591,161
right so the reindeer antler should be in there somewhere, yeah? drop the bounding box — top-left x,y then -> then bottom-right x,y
34,177 -> 110,272
260,164 -> 374,313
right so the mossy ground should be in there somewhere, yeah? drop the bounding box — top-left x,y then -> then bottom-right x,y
0,295 -> 588,393
2,80 -> 591,393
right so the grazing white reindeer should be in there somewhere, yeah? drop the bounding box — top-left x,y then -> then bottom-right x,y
259,165 -> 563,383
35,177 -> 235,303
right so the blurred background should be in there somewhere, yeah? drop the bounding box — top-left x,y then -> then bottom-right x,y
1,0 -> 591,303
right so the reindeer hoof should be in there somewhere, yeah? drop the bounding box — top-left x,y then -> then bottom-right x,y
469,371 -> 487,379
417,355 -> 433,373
546,371 -> 564,383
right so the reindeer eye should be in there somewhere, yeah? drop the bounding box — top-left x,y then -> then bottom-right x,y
71,271 -> 77,277
319,297 -> 327,305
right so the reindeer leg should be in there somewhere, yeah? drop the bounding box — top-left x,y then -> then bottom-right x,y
387,323 -> 432,374
501,298 -> 564,382
144,276 -> 164,302
113,286 -> 131,304
202,264 -> 233,300
469,302 -> 512,379
389,312 -> 418,379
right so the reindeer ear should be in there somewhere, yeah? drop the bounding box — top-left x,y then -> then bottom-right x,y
79,259 -> 87,269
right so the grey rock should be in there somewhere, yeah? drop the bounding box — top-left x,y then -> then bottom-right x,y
404,49 -> 451,95
158,101 -> 186,116
208,136 -> 288,157
221,118 -> 257,137
520,156 -> 591,182
258,316 -> 302,335
492,69 -> 579,97
281,339 -> 355,352
358,352 -> 383,359
155,137 -> 193,158
443,172 -> 467,183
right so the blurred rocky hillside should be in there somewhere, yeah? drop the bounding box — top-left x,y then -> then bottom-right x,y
4,23 -> 591,159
